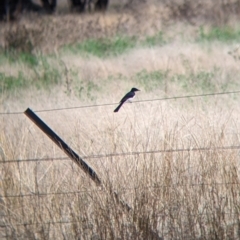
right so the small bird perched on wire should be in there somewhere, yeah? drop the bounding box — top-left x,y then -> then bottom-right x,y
113,87 -> 140,112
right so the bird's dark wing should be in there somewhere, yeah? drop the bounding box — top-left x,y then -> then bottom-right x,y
119,91 -> 135,103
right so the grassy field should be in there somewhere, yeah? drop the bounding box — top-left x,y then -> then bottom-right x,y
1,1 -> 240,239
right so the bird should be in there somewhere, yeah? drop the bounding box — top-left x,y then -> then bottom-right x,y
114,87 -> 140,112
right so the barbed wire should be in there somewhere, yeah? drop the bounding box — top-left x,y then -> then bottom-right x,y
0,220 -> 80,227
2,181 -> 240,199
0,91 -> 239,229
1,189 -> 103,198
1,145 -> 239,164
0,90 -> 239,115
0,209 -> 237,228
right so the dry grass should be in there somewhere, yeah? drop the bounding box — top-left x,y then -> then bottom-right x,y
1,1 -> 240,239
1,95 -> 240,239
1,0 -> 240,53
0,5 -> 166,53
1,40 -> 239,105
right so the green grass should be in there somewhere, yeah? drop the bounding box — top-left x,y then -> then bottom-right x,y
15,53 -> 39,67
0,71 -> 26,92
65,36 -> 136,57
3,51 -> 44,67
63,31 -> 167,57
135,70 -> 168,91
74,79 -> 100,101
172,70 -> 216,92
34,57 -> 61,88
143,31 -> 166,47
198,26 -> 240,42
2,28 -> 239,97
0,56 -> 61,93
134,69 -> 223,93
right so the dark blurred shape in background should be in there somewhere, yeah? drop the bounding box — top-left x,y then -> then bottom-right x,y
0,0 -> 109,21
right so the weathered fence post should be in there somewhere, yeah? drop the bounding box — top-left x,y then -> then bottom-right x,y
24,108 -> 161,238
24,108 -> 101,185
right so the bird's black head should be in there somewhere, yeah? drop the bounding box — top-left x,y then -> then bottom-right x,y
131,88 -> 140,92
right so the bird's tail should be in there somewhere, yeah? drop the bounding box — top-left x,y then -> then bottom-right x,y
114,102 -> 124,112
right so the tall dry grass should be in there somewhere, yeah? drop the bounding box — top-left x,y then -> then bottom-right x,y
1,42 -> 240,239
1,90 -> 240,239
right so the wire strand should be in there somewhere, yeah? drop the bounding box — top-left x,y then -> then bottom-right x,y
2,182 -> 240,199
1,210 -> 237,228
0,90 -> 239,115
1,145 -> 239,164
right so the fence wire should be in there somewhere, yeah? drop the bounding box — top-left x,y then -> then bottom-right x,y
0,90 -> 239,115
1,90 -> 240,230
1,145 -> 239,164
1,181 -> 240,199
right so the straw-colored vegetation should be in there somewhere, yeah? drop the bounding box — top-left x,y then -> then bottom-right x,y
1,0 -> 240,239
